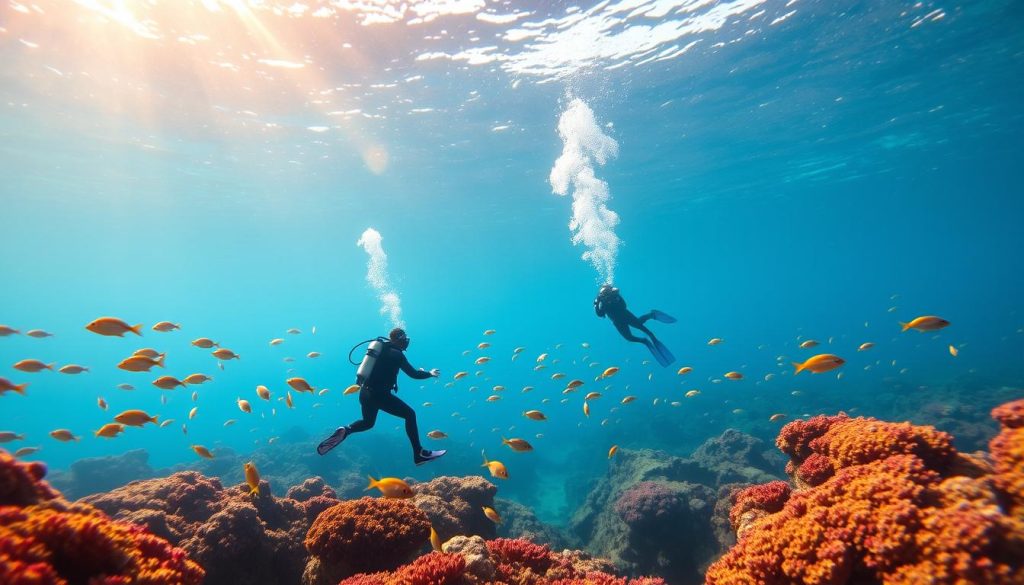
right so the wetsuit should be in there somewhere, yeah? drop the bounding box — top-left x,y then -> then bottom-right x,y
346,342 -> 432,454
595,289 -> 676,366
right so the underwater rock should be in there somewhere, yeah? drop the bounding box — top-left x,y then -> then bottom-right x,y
495,496 -> 571,550
688,428 -> 786,485
48,447 -> 155,499
303,496 -> 431,585
339,536 -> 666,584
83,469 -> 334,585
705,399 -> 1024,585
0,448 -> 204,584
412,475 -> 499,543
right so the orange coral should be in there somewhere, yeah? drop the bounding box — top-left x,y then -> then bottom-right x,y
0,449 -> 204,585
991,399 -> 1024,519
706,402 -> 1024,585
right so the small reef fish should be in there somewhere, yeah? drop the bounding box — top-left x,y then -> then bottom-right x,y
503,437 -> 533,452
621,396 -> 637,404
366,475 -> 414,499
536,353 -> 548,363
608,445 -> 618,459
454,372 -> 469,380
152,321 -> 180,332
244,462 -> 261,495
26,329 -> 54,338
534,365 -> 547,371
94,423 -> 124,438
857,342 -> 874,351
49,429 -> 78,442
269,338 -> 284,346
188,407 -> 198,420
152,376 -> 186,390
307,352 -> 321,359
430,527 -> 442,551
13,360 -> 54,373
0,377 -> 28,395
481,451 -> 509,479
13,447 -> 40,458
482,506 -> 502,524
159,420 -> 174,428
224,419 -> 237,427
584,392 -> 602,401
551,373 -> 566,380
191,338 -> 218,348
522,386 -> 534,393
0,325 -> 19,336
600,367 -> 620,379
343,384 -> 360,395
677,366 -> 693,375
192,445 -> 214,459
422,402 -> 433,407
708,338 -> 723,346
183,374 -> 212,385
566,379 -> 585,389
86,317 -> 142,337
478,342 -> 491,350
318,388 -> 330,396
427,430 -> 448,439
493,385 -> 506,392
212,348 -> 240,360
769,413 -> 787,422
724,371 -> 743,380
287,328 -> 301,334
949,344 -> 959,357
799,340 -> 819,349
119,355 -> 165,372
523,410 -> 547,421
900,316 -> 950,332
0,432 -> 25,443
133,348 -> 164,359
285,392 -> 294,408
483,329 -> 496,336
793,354 -> 846,375
114,410 -> 159,427
486,395 -> 501,402
685,390 -> 700,397
191,391 -> 198,402
475,357 -> 491,365
287,377 -> 315,393
237,398 -> 252,413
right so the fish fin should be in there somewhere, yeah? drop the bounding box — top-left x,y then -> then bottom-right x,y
899,321 -> 910,332
157,355 -> 165,368
47,363 -> 55,371
792,362 -> 804,375
366,475 -> 377,491
151,416 -> 159,425
251,485 -> 260,496
14,384 -> 27,395
481,450 -> 488,466
130,324 -> 143,336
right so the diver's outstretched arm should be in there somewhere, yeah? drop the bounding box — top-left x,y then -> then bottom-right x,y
594,298 -> 606,318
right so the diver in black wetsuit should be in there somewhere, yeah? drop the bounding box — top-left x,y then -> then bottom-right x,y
594,284 -> 677,367
317,328 -> 446,465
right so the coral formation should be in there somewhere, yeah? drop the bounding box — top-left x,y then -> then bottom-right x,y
706,400 -> 1024,585
84,470 -> 335,585
303,496 -> 431,585
0,448 -> 203,584
412,475 -> 498,544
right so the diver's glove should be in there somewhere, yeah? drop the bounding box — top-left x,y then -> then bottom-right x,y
429,368 -> 440,378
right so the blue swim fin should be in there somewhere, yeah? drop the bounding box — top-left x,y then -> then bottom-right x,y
649,310 -> 677,324
651,338 -> 676,367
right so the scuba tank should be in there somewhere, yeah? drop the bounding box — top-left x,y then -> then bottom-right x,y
350,337 -> 388,385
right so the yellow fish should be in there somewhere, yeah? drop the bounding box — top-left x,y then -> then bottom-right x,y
566,379 -> 585,389
287,377 -> 315,393
475,357 -> 491,365
49,429 -> 79,442
237,398 -> 252,414
454,372 -> 468,380
949,345 -> 959,357
482,506 -> 502,524
601,367 -> 620,379
152,376 -> 186,390
536,353 -> 548,363
685,390 -> 700,397
799,340 -> 819,349
152,321 -> 180,332
584,392 -> 602,401
188,407 -> 198,420
343,384 -> 360,395
724,371 -> 743,380
857,342 -> 874,351
114,410 -> 159,427
269,338 -> 284,346
191,338 -> 218,348
86,317 -> 142,337
676,366 -> 693,375
523,410 -> 547,421
621,395 -> 637,404
366,475 -> 414,499
257,385 -> 271,400
481,451 -> 509,479
13,360 -> 55,373
426,430 -> 448,439
430,526 -> 442,551
583,401 -> 590,417
707,338 -> 723,346
502,437 -> 533,452
769,413 -> 787,422
118,355 -> 164,372
212,348 -> 240,360
183,373 -> 212,385
244,462 -> 260,495
94,423 -> 124,438
192,445 -> 214,459
900,316 -> 950,332
792,354 -> 846,375
608,445 -> 618,459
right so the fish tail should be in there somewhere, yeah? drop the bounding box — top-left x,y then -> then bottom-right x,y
899,321 -> 911,332
792,362 -> 804,375
251,485 -> 260,496
157,355 -> 166,368
151,416 -> 159,425
366,475 -> 377,491
14,384 -> 27,395
130,324 -> 143,336
46,363 -> 55,371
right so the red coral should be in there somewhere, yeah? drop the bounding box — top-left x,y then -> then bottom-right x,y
776,414 -> 849,463
706,401 -> 1024,585
305,497 -> 431,574
796,453 -> 835,487
990,401 -> 1024,517
727,481 -> 790,534
338,552 -> 465,585
488,537 -> 556,580
0,449 -> 204,585
992,399 -> 1024,430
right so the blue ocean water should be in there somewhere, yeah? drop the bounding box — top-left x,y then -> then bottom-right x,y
1,0 -> 1023,529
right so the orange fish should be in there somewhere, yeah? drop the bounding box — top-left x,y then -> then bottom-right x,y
212,348 -> 240,360
724,371 -> 743,380
86,317 -> 142,337
13,360 -> 54,373
49,429 -> 80,442
366,475 -> 414,499
94,423 -> 124,438
237,398 -> 252,414
792,354 -> 845,375
608,445 -> 618,459
0,377 -> 28,395
191,338 -> 218,348
256,385 -> 271,400
97,397 -> 108,410
900,316 -> 950,332
119,355 -> 165,372
114,410 -> 159,427
481,451 -> 509,479
192,445 -> 214,459
287,377 -> 315,393
152,376 -> 186,390
244,462 -> 261,495
152,321 -> 180,332
502,437 -> 533,452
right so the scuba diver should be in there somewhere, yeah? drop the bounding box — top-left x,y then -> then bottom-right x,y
317,327 -> 447,465
594,284 -> 677,367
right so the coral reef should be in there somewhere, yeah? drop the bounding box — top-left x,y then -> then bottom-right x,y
48,448 -> 156,499
412,475 -> 498,544
84,470 -> 336,585
0,448 -> 203,584
303,496 -> 431,585
338,536 -> 666,585
706,400 -> 1024,585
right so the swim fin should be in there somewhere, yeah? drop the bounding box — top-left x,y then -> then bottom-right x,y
649,310 -> 677,324
651,338 -> 676,367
